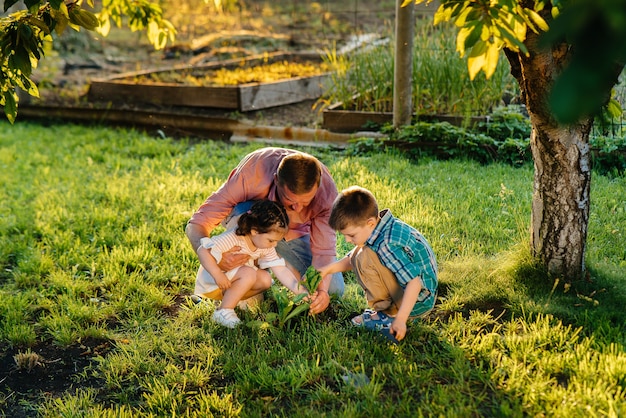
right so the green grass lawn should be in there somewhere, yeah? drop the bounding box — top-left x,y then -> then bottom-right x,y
1,122 -> 625,417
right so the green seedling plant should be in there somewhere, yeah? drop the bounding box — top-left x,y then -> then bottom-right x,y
256,266 -> 323,328
263,286 -> 310,328
302,265 -> 323,294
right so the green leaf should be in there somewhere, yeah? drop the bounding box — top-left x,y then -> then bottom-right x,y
303,266 -> 322,293
497,24 -> 529,54
69,9 -> 100,31
292,293 -> 308,304
434,5 -> 453,25
484,41 -> 501,79
525,9 -> 549,32
467,40 -> 488,80
3,91 -> 17,124
22,75 -> 39,97
49,0 -> 63,10
246,320 -> 273,330
605,99 -> 622,119
457,21 -> 484,54
18,22 -> 33,41
9,47 -> 32,75
284,303 -> 310,322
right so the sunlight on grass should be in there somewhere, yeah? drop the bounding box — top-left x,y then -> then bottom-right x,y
1,122 -> 625,416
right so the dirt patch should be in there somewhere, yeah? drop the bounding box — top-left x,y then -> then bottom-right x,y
0,338 -> 113,417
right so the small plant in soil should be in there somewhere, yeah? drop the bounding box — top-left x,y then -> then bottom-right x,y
13,350 -> 45,372
253,266 -> 323,328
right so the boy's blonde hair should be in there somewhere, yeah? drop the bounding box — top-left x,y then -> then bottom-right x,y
329,186 -> 379,230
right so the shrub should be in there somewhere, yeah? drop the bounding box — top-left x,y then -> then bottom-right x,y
349,106 -> 626,173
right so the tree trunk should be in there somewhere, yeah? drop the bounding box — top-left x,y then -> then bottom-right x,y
506,32 -> 593,280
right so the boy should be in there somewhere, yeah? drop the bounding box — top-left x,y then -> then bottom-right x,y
318,186 -> 437,342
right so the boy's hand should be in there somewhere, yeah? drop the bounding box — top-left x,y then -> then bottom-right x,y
317,266 -> 331,279
218,246 -> 249,271
390,320 -> 407,341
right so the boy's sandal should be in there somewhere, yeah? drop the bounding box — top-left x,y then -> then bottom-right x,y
350,309 -> 377,327
351,310 -> 399,344
364,311 -> 394,330
351,309 -> 393,329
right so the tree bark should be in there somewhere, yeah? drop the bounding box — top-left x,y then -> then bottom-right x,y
506,31 -> 593,280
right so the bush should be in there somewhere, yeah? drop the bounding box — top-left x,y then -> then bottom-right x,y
349,106 -> 626,173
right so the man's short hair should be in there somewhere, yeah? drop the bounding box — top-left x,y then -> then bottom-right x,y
276,152 -> 322,194
329,186 -> 379,230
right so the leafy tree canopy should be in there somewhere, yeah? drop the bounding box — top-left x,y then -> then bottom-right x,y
1,0 -> 176,123
406,0 -> 626,123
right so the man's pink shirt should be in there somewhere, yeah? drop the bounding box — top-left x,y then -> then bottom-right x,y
189,147 -> 339,258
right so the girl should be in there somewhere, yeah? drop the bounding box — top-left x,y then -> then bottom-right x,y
194,200 -> 308,328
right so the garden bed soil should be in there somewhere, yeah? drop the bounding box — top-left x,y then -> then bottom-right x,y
87,52 -> 331,112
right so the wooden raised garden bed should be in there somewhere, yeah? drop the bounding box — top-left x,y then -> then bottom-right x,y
322,101 -> 487,133
87,52 -> 330,112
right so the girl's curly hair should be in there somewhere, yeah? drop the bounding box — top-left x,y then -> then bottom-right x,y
236,200 -> 289,236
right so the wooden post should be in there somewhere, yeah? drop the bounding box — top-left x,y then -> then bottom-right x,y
393,0 -> 415,129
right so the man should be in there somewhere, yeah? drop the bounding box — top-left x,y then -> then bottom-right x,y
186,147 -> 344,314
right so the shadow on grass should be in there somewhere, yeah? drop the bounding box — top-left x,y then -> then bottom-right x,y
518,262 -> 626,344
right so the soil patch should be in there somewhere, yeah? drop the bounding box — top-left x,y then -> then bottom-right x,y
0,338 -> 113,417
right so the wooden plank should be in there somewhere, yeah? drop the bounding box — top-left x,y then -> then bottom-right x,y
87,81 -> 240,109
322,108 -> 489,132
322,109 -> 393,132
17,105 -> 385,146
238,74 -> 329,111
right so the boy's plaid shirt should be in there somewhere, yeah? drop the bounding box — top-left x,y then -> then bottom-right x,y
366,209 -> 438,293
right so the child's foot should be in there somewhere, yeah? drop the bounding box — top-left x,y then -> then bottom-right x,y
351,309 -> 393,327
351,309 -> 399,344
212,308 -> 241,328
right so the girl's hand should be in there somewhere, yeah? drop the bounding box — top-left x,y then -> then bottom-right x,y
214,274 -> 231,291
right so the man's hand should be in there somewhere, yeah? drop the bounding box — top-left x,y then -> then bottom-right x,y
217,246 -> 249,271
309,290 -> 330,314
